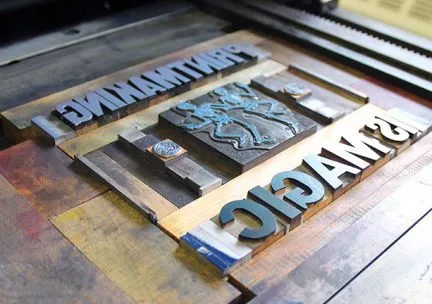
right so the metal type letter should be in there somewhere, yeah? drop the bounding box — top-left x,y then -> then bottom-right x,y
223,44 -> 258,59
322,133 -> 391,170
303,154 -> 361,192
219,199 -> 277,241
271,171 -> 325,211
74,92 -> 121,118
129,76 -> 166,98
143,67 -> 191,90
95,88 -> 128,108
207,48 -> 244,66
55,101 -> 93,128
104,82 -> 146,105
167,60 -> 203,80
365,118 -> 409,142
248,185 -> 302,223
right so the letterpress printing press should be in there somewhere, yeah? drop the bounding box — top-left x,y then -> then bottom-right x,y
0,0 -> 431,303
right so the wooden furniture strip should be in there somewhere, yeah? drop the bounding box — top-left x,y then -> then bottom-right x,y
0,174 -> 133,304
0,29 -> 261,142
58,59 -> 286,158
77,150 -> 178,222
231,131 -> 432,295
51,191 -> 241,304
258,38 -> 364,86
329,211 -> 432,304
158,104 -> 385,239
0,140 -> 107,218
249,155 -> 432,303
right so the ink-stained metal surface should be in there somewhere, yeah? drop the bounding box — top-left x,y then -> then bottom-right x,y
0,140 -> 107,218
160,82 -> 317,172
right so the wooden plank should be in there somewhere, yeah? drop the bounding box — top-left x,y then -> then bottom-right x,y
119,130 -> 222,196
58,59 -> 286,158
77,150 -> 177,222
51,191 -> 241,303
230,132 -> 432,296
0,140 -> 107,218
0,174 -> 132,304
250,157 -> 432,304
101,140 -> 198,208
258,38 -> 365,86
288,63 -> 369,103
180,220 -> 253,276
350,77 -> 432,121
158,104 -> 386,239
0,28 -> 259,143
329,212 -> 432,304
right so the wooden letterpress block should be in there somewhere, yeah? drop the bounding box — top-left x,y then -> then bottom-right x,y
296,97 -> 344,125
118,129 -> 159,156
386,108 -> 431,141
252,75 -> 344,124
361,117 -> 412,156
321,132 -> 394,181
288,63 -> 369,104
303,153 -> 361,200
118,128 -> 146,147
374,113 -> 421,140
186,167 -> 222,196
210,212 -> 287,256
180,220 -> 253,276
77,151 -> 177,222
146,139 -> 188,166
166,156 -> 222,196
31,114 -> 76,146
248,185 -> 302,230
282,82 -> 313,103
270,166 -> 334,221
119,128 -> 221,196
250,75 -> 285,97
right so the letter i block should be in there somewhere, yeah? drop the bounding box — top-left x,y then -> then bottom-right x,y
270,166 -> 334,221
180,220 -> 252,277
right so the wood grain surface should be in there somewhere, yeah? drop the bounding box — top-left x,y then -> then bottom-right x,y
0,174 -> 133,304
52,191 -> 241,304
79,150 -> 178,221
231,131 -> 432,296
250,153 -> 432,303
159,104 -> 385,239
329,211 -> 432,304
0,140 -> 107,218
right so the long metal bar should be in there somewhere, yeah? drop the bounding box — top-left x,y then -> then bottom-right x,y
328,8 -> 432,57
193,0 -> 432,100
239,0 -> 431,79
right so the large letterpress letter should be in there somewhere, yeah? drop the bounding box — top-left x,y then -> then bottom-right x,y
219,200 -> 277,241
